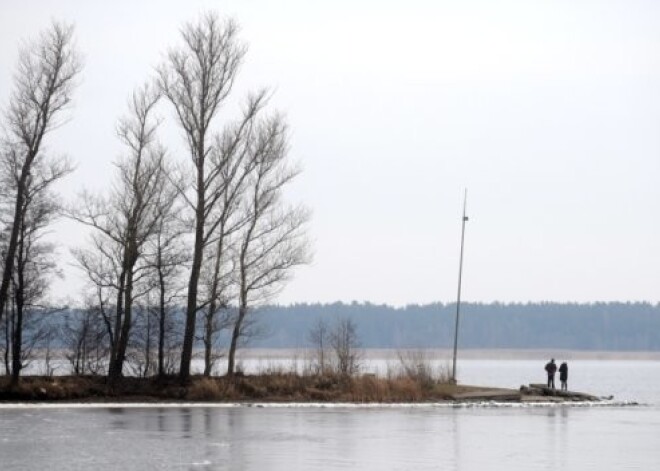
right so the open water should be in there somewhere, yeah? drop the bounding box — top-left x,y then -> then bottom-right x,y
1,359 -> 659,470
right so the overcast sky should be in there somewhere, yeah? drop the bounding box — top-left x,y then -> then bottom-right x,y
1,0 -> 659,306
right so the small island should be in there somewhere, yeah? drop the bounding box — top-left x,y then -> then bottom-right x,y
0,374 -> 607,405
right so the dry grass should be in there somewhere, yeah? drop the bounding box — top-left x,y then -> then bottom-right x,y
186,377 -> 223,401
0,376 -> 106,400
389,350 -> 452,388
0,371 -> 460,403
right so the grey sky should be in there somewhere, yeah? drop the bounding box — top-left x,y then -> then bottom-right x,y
1,0 -> 659,306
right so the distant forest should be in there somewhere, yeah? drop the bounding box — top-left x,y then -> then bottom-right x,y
5,301 -> 660,378
250,301 -> 660,351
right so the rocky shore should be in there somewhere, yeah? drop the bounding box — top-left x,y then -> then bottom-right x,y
450,383 -> 609,403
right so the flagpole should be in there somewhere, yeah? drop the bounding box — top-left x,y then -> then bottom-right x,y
451,189 -> 468,384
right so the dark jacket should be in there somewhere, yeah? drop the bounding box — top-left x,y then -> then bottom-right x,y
559,363 -> 568,381
545,361 -> 557,376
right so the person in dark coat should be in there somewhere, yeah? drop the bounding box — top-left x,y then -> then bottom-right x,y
545,358 -> 557,389
558,361 -> 568,391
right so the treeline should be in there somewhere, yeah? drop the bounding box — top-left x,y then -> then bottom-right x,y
0,13 -> 309,385
5,301 -> 658,377
252,301 -> 660,351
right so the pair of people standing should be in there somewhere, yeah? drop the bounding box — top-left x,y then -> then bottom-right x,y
545,359 -> 568,391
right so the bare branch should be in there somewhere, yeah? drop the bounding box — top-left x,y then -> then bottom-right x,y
0,21 -> 81,328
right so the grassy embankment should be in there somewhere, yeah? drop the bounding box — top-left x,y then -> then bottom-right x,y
0,354 -> 484,403
0,372 -> 484,403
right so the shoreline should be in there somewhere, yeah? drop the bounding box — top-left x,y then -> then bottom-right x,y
0,374 -> 613,406
0,400 -> 630,410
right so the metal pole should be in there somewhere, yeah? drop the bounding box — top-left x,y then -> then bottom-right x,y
451,189 -> 468,383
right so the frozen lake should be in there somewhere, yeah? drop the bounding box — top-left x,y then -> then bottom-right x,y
1,359 -> 659,470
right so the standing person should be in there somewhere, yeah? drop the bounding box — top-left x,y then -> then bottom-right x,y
545,358 -> 557,389
559,361 -> 569,391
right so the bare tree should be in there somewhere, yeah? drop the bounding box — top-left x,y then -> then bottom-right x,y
146,212 -> 187,377
197,118 -> 272,376
125,301 -> 157,378
63,297 -> 111,376
330,318 -> 360,376
0,22 -> 81,327
69,84 -> 173,384
227,114 -> 311,376
9,162 -> 71,384
158,12 -> 279,381
307,318 -> 330,375
0,121 -> 73,383
71,241 -> 120,353
198,254 -> 233,375
1,294 -> 66,380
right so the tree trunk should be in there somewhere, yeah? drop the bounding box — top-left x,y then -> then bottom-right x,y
203,308 -> 214,376
107,270 -> 126,381
10,217 -> 28,386
10,289 -> 24,386
0,172 -> 29,326
180,162 -> 206,382
203,231 -> 226,377
227,302 -> 247,377
144,309 -> 152,377
180,245 -> 202,382
157,263 -> 166,377
109,256 -> 135,385
3,299 -> 10,374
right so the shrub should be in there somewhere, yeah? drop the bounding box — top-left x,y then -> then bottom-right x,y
393,350 -> 452,390
186,378 -> 222,401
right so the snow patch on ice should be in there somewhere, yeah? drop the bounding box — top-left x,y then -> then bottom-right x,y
0,399 -> 641,410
